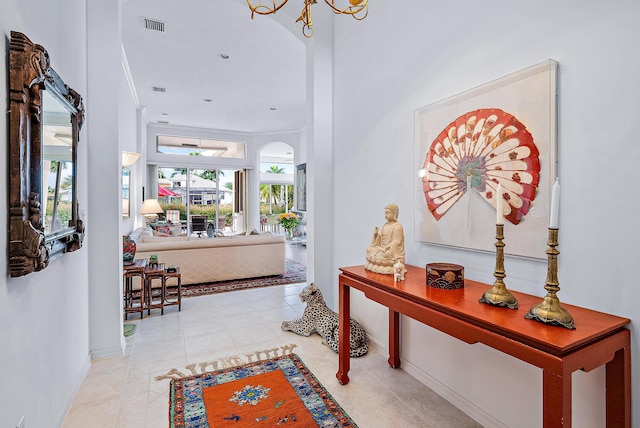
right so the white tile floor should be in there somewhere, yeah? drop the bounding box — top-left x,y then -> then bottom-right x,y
62,282 -> 481,427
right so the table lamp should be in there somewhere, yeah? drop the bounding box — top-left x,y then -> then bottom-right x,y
140,198 -> 163,224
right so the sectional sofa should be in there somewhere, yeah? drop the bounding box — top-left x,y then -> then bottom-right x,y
127,227 -> 286,285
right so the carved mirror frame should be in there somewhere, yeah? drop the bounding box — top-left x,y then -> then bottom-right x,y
8,31 -> 85,278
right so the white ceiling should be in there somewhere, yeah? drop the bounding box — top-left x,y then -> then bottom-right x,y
122,0 -> 307,135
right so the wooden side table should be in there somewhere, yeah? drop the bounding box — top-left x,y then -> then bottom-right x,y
144,263 -> 165,316
123,259 -> 147,320
337,265 -> 631,428
164,267 -> 182,312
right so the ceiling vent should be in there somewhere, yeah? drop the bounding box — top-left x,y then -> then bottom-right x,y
144,17 -> 166,33
158,120 -> 170,124
152,86 -> 167,93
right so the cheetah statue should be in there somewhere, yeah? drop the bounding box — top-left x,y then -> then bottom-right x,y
281,283 -> 368,357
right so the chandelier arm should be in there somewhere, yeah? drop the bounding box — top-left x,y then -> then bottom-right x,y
302,1 -> 313,38
351,7 -> 368,21
322,0 -> 368,16
247,0 -> 290,17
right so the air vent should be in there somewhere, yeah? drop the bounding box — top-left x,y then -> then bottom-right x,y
152,86 -> 167,93
181,143 -> 198,148
144,17 -> 166,32
158,120 -> 170,124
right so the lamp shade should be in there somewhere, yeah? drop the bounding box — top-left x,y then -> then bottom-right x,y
122,151 -> 141,167
140,198 -> 163,215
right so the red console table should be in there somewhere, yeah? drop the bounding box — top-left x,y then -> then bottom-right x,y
337,265 -> 631,428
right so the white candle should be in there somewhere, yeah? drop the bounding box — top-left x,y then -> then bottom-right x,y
496,183 -> 504,225
549,178 -> 560,228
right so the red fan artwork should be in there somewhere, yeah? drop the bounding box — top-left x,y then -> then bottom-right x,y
421,108 -> 540,225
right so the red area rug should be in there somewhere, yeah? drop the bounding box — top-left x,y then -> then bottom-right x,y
182,259 -> 306,298
169,353 -> 357,427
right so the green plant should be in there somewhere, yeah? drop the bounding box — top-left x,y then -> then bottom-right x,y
278,212 -> 299,230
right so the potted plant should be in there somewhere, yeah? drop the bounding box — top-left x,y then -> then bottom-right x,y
278,212 -> 299,240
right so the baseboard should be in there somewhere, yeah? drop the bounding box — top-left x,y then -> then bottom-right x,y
56,353 -> 91,427
91,343 -> 125,360
400,357 -> 508,428
365,336 -> 506,428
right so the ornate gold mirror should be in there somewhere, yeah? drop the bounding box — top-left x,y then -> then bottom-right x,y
8,31 -> 85,277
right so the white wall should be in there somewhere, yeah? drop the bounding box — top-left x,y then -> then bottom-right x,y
306,6 -> 335,304
0,1 -> 91,427
86,0 -> 126,359
120,54 -> 141,234
330,0 -> 640,427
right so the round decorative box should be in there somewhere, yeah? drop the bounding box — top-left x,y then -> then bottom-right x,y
426,263 -> 464,289
123,235 -> 136,265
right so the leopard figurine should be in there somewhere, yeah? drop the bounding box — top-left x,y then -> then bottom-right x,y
281,283 -> 368,357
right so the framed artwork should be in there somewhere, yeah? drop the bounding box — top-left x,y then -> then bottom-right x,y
414,60 -> 558,259
295,163 -> 307,211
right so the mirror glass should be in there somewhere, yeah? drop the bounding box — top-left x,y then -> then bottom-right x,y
42,89 -> 74,236
122,168 -> 130,218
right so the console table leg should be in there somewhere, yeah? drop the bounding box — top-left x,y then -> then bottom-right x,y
389,309 -> 401,368
542,367 -> 572,428
606,345 -> 631,427
336,281 -> 351,384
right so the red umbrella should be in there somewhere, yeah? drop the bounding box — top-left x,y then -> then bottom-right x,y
158,185 -> 179,197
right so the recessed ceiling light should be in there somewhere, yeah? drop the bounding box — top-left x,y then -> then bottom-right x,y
219,53 -> 230,60
203,98 -> 212,102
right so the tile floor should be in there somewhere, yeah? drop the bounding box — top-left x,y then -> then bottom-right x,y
62,280 -> 481,427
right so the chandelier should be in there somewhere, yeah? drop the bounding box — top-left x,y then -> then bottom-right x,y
247,0 -> 368,38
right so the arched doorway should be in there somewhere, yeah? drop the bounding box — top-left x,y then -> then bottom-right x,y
258,142 -> 295,219
258,142 -> 306,265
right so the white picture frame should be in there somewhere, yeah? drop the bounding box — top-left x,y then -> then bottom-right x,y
414,60 -> 558,259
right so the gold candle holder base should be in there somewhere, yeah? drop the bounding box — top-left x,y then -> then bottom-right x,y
479,224 -> 518,309
525,228 -> 575,329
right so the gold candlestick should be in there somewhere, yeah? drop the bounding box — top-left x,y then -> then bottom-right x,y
525,228 -> 575,329
479,224 -> 518,309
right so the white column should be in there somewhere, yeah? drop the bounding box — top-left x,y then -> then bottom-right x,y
87,0 -> 125,357
306,7 -> 336,306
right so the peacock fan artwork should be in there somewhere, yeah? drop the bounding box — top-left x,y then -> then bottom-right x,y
421,108 -> 540,226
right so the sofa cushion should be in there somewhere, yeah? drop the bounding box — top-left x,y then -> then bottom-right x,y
141,235 -> 190,243
127,227 -> 148,243
155,224 -> 172,235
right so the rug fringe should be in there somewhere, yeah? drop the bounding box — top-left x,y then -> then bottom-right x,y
154,343 -> 298,380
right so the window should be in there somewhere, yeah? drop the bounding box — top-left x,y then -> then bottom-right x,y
156,135 -> 245,159
157,167 -> 247,235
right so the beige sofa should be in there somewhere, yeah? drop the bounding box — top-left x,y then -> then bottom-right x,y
128,227 -> 286,285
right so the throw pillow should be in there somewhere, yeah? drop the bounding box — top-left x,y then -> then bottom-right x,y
156,225 -> 172,235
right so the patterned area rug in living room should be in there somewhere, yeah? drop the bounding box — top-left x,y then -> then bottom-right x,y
169,353 -> 357,427
182,259 -> 306,298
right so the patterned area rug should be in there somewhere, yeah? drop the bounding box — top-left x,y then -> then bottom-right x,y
182,259 -> 306,298
169,353 -> 357,427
